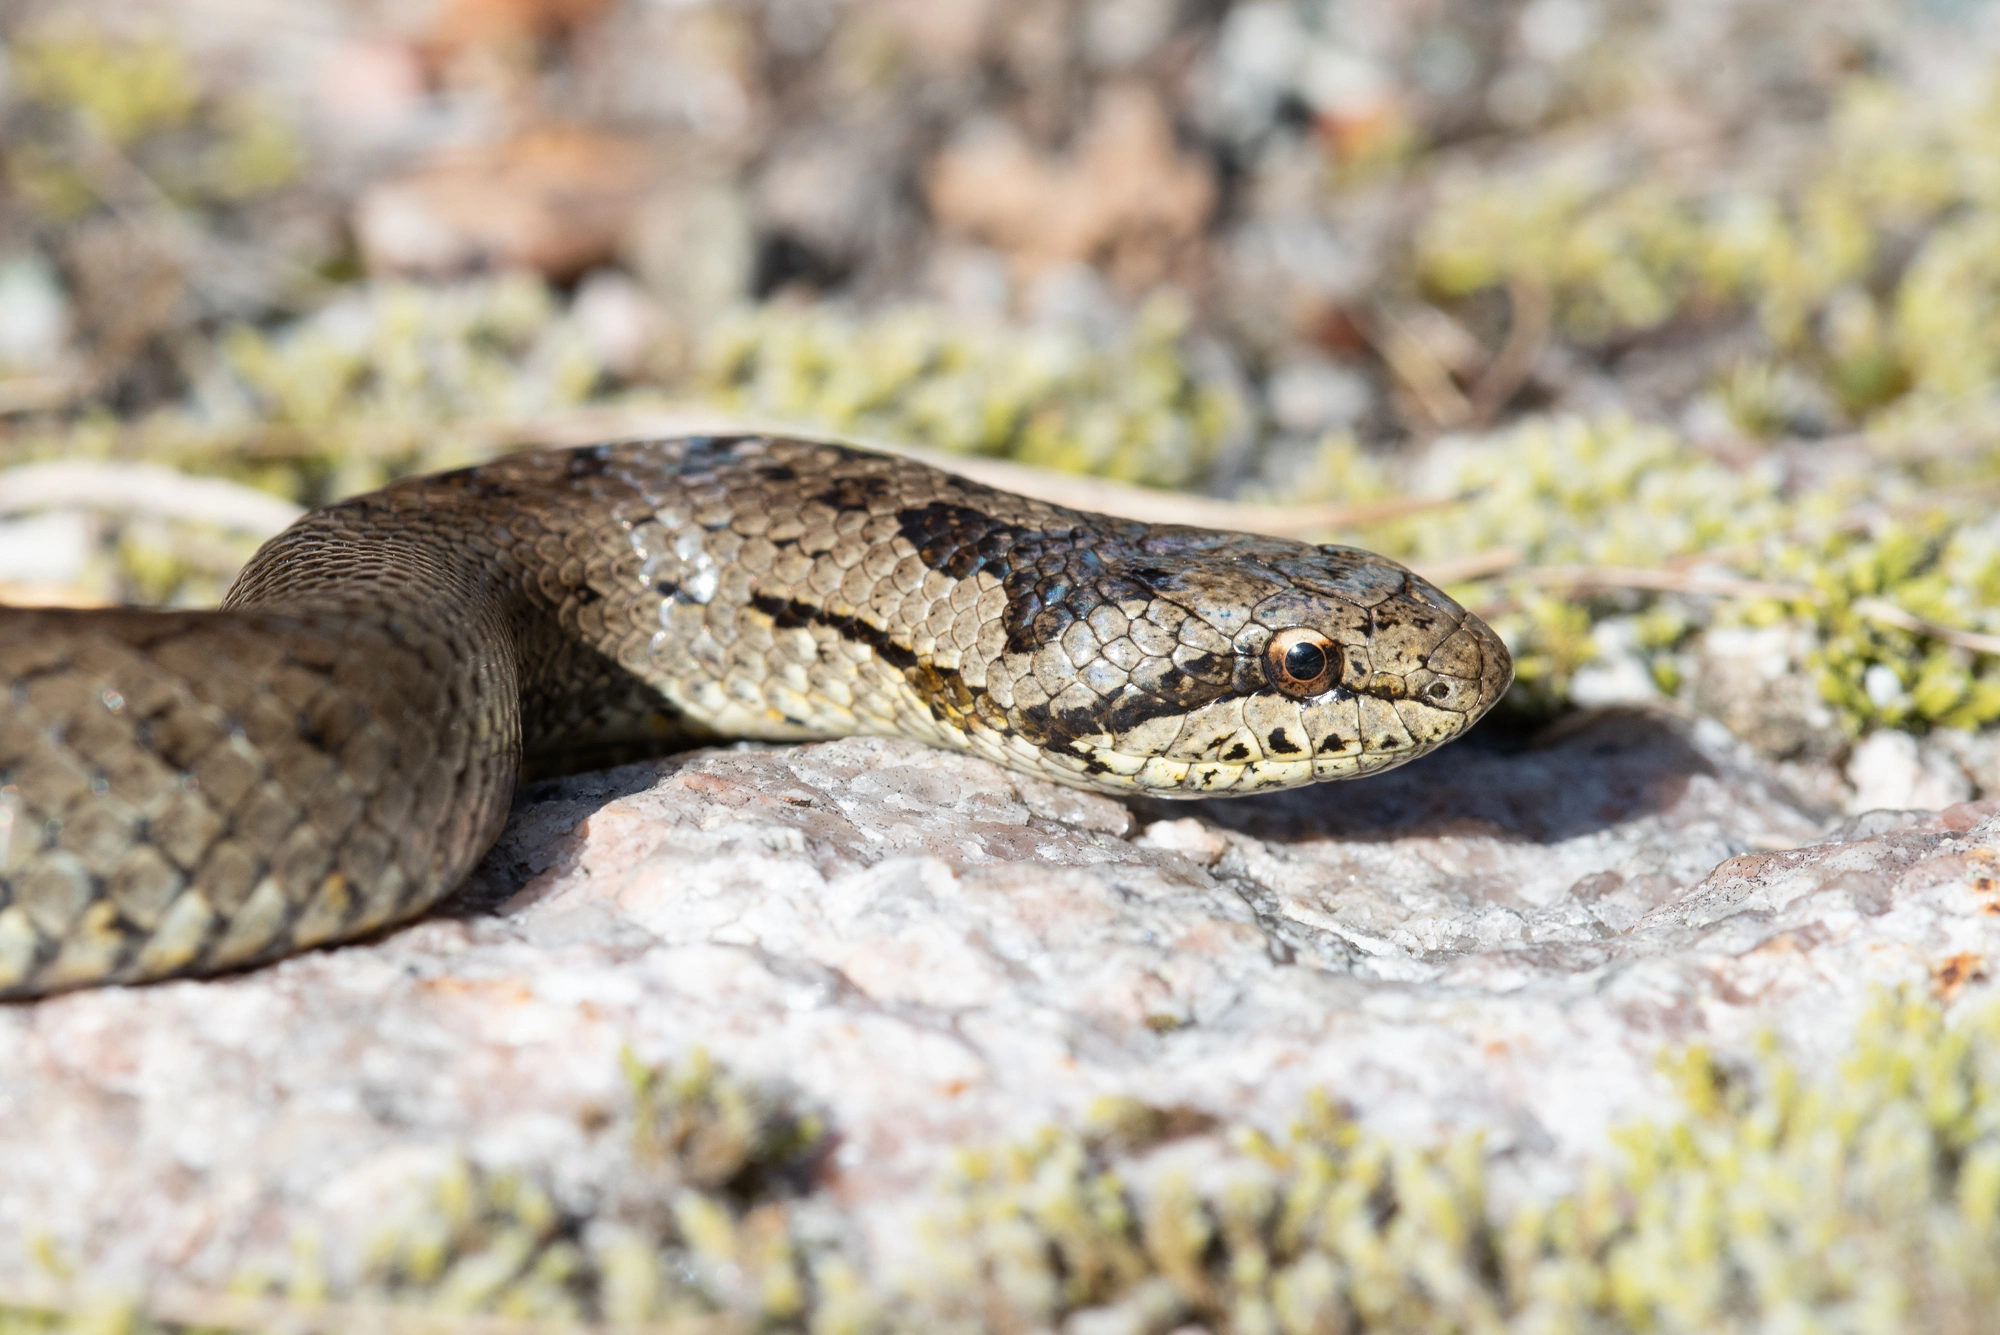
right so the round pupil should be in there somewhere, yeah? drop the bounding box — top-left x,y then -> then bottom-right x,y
1283,641 -> 1327,682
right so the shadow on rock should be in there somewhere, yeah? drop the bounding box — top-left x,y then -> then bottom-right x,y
1138,708 -> 1720,846
443,756 -> 695,917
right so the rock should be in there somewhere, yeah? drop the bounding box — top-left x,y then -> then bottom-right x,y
1264,356 -> 1374,435
1847,728 -> 1976,814
0,254 -> 71,373
3,712 -> 1999,1297
1567,615 -> 1663,709
1686,621 -> 1850,802
624,174 -> 756,323
0,512 -> 92,593
1932,726 -> 2000,796
569,268 -> 666,379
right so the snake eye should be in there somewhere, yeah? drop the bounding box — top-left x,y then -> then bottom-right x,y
1266,628 -> 1341,697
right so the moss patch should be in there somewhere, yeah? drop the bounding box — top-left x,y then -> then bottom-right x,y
9,993 -> 1999,1333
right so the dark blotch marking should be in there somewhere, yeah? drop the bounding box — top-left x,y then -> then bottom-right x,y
1103,691 -> 1188,734
1266,727 -> 1301,755
897,502 -> 1016,580
896,503 -> 1136,657
1224,742 -> 1251,762
1176,651 -> 1226,681
814,474 -> 891,511
1011,703 -> 1057,746
565,447 -> 614,479
418,467 -> 518,503
748,591 -> 1019,748
751,593 -> 917,671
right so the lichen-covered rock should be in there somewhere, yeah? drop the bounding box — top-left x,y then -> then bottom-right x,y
3,713 -> 1997,1312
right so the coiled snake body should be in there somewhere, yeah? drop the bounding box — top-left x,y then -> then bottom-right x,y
0,436 -> 1511,997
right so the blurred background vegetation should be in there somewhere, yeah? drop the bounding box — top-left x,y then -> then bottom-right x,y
6,0 -> 2000,806
10,5 -> 2000,1331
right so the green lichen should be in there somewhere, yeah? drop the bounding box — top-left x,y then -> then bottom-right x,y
3,1050 -> 838,1333
1415,72 -> 2000,432
1279,412 -> 2000,732
344,1049 -> 835,1328
697,295 -> 1245,489
14,992 -> 1997,1334
210,274 -> 610,500
2,30 -> 303,223
877,991 -> 2000,1334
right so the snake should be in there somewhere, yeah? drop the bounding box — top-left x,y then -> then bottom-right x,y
0,435 -> 1512,998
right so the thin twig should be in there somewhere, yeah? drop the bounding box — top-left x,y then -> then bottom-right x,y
1413,548 -> 1527,584
896,450 -> 1470,538
1511,564 -> 1816,601
1467,277 -> 1551,427
1372,305 -> 1474,431
193,404 -> 1474,540
0,460 -> 304,534
1851,597 -> 2000,656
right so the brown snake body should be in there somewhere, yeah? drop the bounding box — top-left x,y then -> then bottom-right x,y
0,436 -> 1511,997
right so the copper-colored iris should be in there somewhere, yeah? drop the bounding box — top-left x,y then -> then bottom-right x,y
1265,627 -> 1341,697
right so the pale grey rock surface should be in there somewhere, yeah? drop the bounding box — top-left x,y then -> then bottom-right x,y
3,714 -> 1999,1290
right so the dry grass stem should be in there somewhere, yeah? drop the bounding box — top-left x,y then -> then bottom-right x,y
1851,596 -> 2000,655
0,460 -> 304,533
1467,277 -> 1552,427
1512,564 -> 1816,600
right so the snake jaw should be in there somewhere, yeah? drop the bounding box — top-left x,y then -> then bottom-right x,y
1025,550 -> 1513,797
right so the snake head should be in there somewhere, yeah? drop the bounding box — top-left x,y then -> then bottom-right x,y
995,531 -> 1513,796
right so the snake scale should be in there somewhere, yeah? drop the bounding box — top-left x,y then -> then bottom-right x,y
0,435 -> 1511,998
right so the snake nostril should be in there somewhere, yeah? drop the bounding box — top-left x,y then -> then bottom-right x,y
1427,681 -> 1450,701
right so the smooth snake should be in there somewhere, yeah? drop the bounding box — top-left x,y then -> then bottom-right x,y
0,435 -> 1512,997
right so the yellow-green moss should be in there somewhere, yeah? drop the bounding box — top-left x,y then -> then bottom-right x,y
1293,413 -> 2000,731
10,993 -> 1998,1333
3,30 -> 302,223
1415,72 -> 2000,432
697,295 -> 1245,489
